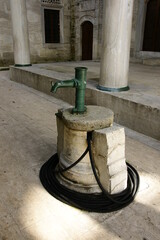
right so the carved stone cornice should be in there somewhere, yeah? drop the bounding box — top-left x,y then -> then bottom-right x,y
41,0 -> 63,7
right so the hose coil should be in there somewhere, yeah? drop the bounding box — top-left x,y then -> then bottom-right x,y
40,132 -> 140,212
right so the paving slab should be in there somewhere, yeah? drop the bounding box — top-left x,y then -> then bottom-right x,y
0,71 -> 160,240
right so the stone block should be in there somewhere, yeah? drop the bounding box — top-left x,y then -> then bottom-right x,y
56,110 -> 99,191
110,170 -> 127,194
92,125 -> 127,194
61,105 -> 114,131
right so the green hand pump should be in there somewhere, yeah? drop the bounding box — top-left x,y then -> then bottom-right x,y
51,67 -> 87,114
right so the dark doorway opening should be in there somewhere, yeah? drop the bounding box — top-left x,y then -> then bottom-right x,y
81,21 -> 93,60
143,0 -> 160,52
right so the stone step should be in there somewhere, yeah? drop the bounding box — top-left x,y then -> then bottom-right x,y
143,58 -> 160,66
9,65 -> 160,140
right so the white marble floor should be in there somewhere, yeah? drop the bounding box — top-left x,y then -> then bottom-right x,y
0,71 -> 160,240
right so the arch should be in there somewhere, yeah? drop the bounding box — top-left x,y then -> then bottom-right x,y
75,16 -> 98,60
81,21 -> 93,60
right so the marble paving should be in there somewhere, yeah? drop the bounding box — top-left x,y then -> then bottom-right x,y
0,71 -> 160,240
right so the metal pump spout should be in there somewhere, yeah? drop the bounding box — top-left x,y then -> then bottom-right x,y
51,67 -> 87,114
51,79 -> 76,93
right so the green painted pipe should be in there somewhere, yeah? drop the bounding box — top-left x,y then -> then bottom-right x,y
51,67 -> 87,114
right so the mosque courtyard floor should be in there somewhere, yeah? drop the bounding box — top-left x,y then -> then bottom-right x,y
0,70 -> 160,240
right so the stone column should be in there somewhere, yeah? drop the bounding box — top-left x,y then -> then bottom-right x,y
99,0 -> 134,92
10,0 -> 31,66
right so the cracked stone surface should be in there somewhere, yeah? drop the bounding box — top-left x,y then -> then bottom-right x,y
92,126 -> 127,194
60,105 -> 114,131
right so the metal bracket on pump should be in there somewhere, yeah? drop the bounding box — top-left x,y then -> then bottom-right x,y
51,67 -> 87,114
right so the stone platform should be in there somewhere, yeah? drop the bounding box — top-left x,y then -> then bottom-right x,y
9,61 -> 160,140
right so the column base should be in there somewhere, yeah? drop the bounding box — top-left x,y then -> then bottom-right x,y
14,64 -> 32,67
97,85 -> 130,92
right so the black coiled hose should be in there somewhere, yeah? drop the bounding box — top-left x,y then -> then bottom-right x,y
39,132 -> 140,212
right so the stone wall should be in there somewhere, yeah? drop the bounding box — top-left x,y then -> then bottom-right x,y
0,0 -> 71,66
73,0 -> 141,60
0,0 -> 158,66
26,0 -> 71,63
74,0 -> 102,60
0,0 -> 13,66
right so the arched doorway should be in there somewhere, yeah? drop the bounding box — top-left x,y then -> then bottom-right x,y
81,21 -> 93,60
143,0 -> 160,52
